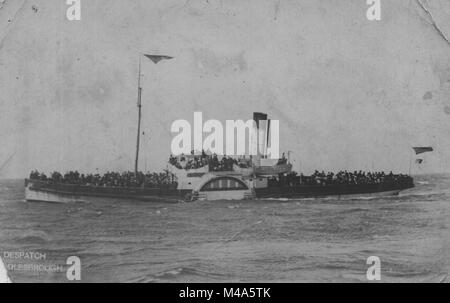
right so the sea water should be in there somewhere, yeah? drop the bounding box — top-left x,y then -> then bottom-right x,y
0,175 -> 449,283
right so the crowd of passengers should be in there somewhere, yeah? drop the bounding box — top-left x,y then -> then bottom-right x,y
271,170 -> 413,187
29,170 -> 177,188
169,151 -> 251,172
169,151 -> 288,172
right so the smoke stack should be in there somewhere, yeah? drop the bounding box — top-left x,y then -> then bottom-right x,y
253,112 -> 269,159
253,112 -> 268,130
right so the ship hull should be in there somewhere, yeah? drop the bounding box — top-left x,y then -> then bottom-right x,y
24,180 -> 190,203
25,179 -> 414,203
255,182 -> 414,199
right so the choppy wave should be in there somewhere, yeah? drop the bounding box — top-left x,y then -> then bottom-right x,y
13,231 -> 52,244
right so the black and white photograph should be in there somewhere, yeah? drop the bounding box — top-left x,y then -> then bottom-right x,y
0,0 -> 449,286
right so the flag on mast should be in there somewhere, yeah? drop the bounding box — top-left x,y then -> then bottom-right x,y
134,53 -> 173,174
144,54 -> 174,64
412,147 -> 433,155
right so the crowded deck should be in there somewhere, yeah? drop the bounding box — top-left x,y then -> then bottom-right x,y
29,168 -> 413,189
271,170 -> 414,187
29,170 -> 178,188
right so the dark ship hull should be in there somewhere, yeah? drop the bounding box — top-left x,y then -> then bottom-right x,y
25,178 -> 414,203
255,182 -> 415,199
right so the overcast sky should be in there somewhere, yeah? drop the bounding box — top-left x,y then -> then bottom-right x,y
1,0 -> 450,178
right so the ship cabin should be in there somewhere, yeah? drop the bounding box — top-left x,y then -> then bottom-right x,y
168,153 -> 292,201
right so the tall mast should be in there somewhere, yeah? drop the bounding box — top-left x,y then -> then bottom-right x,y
135,55 -> 142,175
133,53 -> 174,175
